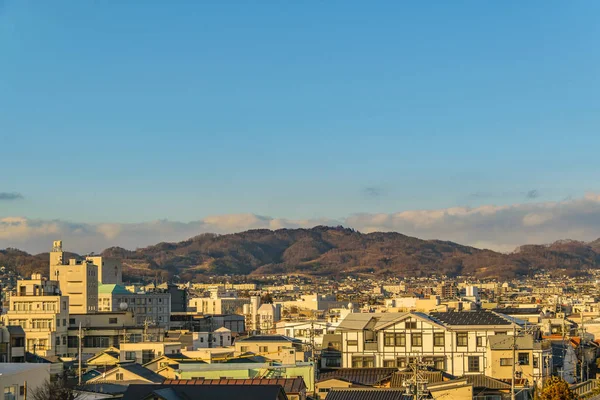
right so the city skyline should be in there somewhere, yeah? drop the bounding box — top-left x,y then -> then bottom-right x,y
3,1 -> 600,252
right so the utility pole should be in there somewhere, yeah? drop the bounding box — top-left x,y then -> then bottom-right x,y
78,322 -> 83,386
511,324 -> 517,400
580,312 -> 585,382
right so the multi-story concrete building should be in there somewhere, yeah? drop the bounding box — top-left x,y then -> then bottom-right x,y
86,255 -> 122,285
337,310 -> 522,376
97,284 -> 171,327
189,295 -> 249,315
1,275 -> 69,357
67,311 -> 168,360
49,241 -> 99,314
257,303 -> 282,334
0,326 -> 25,363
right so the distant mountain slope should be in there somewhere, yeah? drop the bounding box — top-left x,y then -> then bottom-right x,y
2,226 -> 600,280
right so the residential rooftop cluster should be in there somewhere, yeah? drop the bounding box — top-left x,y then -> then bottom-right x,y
2,241 -> 600,399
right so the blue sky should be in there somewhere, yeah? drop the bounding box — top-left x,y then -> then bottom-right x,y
2,1 -> 600,252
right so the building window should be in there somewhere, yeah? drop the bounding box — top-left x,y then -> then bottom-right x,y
500,358 -> 513,366
518,353 -> 530,365
347,340 -> 358,347
383,360 -> 396,367
456,333 -> 468,347
433,332 -> 445,346
405,321 -> 417,329
109,318 -> 118,324
433,357 -> 445,370
533,357 -> 539,368
259,346 -> 268,353
476,336 -> 485,347
115,373 -> 124,381
468,356 -> 480,372
325,358 -> 341,368
352,356 -> 374,368
240,346 -> 249,353
69,318 -> 75,326
384,333 -> 405,347
397,358 -> 407,368
411,333 -> 422,347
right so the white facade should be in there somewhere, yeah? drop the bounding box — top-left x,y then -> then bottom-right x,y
276,320 -> 334,349
337,311 -> 520,377
192,327 -> 233,349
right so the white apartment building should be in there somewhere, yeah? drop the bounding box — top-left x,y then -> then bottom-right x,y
1,275 -> 69,357
257,303 -> 282,333
276,320 -> 333,349
337,310 -> 522,377
188,287 -> 249,315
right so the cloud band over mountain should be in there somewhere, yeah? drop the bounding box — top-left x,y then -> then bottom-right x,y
3,193 -> 600,254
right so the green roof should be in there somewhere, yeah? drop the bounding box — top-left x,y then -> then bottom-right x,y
98,284 -> 132,295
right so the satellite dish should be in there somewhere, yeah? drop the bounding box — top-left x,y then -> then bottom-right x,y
119,302 -> 128,311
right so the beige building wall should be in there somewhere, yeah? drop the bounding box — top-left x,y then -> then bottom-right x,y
87,256 -> 122,285
2,276 -> 69,357
315,379 -> 354,400
430,384 -> 473,400
189,297 -> 249,315
49,241 -> 99,314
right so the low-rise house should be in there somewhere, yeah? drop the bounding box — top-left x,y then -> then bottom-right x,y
235,335 -> 309,363
85,346 -> 121,371
192,327 -> 232,348
325,388 -> 412,400
318,368 -> 398,387
486,334 -> 552,388
165,377 -> 307,400
321,334 -> 342,369
427,378 -> 472,400
87,362 -> 166,385
315,378 -> 368,400
122,383 -> 289,400
119,341 -> 183,364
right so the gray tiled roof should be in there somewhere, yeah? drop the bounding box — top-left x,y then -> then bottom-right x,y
318,368 -> 397,386
429,310 -> 514,326
122,384 -> 287,400
327,388 -> 413,400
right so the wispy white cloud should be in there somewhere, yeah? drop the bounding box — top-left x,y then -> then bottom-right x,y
4,194 -> 600,254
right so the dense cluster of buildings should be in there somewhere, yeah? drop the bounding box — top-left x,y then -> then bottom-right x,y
3,241 -> 600,399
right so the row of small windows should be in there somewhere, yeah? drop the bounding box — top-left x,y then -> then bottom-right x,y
352,355 -> 481,372
347,332 -> 488,348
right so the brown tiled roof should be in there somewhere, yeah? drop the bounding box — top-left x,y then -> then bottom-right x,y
162,377 -> 307,394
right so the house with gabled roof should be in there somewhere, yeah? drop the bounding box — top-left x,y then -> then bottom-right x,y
85,346 -> 121,370
87,362 -> 166,385
337,310 -> 523,376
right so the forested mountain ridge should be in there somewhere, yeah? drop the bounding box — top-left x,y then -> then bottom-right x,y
2,226 -> 599,280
